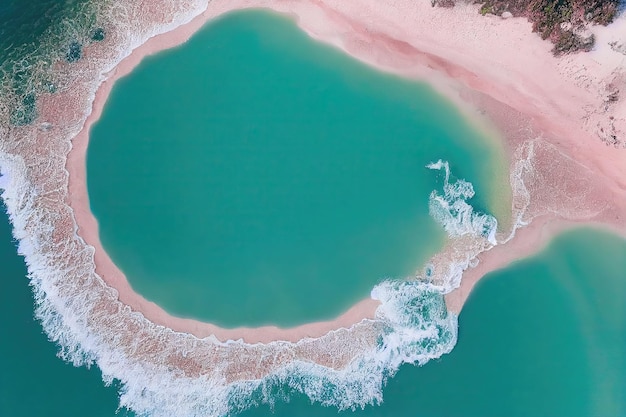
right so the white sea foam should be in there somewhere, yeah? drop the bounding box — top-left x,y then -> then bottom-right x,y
219,281 -> 457,417
0,151 -> 468,417
502,140 -> 535,243
427,160 -> 498,245
0,2 -> 525,415
104,160 -> 489,416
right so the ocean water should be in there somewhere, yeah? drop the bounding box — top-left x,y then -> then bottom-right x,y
1,3 -> 625,416
239,228 -> 626,417
3,5 -> 499,414
2,199 -> 624,415
0,202 -> 131,417
0,0 -> 106,125
86,10 -> 507,327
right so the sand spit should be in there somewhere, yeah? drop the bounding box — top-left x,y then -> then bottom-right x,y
68,0 -> 626,337
1,0 -> 625,408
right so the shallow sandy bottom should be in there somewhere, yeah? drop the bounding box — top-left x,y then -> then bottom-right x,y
0,2 -> 625,415
66,0 -> 626,340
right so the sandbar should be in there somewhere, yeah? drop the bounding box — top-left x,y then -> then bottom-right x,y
62,0 -> 626,343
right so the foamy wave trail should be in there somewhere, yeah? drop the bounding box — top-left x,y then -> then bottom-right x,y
427,160 -> 498,245
0,171 -> 8,191
0,1 -> 497,414
0,155 -> 464,417
112,160 -> 496,416
224,281 -> 457,415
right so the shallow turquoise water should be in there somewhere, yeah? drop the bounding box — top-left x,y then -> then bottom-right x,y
2,5 -> 625,416
236,229 -> 626,417
87,10 -> 505,327
2,199 -> 624,415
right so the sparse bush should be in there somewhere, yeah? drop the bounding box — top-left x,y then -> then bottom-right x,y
432,0 -> 456,7
553,30 -> 595,54
437,0 -> 619,54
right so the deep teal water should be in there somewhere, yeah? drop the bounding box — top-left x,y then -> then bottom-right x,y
1,201 -> 624,415
87,10 -> 507,327
0,202 -> 131,417
238,229 -> 626,417
0,0 -> 104,125
1,4 -> 625,416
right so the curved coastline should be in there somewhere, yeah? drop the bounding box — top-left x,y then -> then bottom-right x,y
66,8 -> 384,344
69,0 -> 626,340
1,0 -> 625,415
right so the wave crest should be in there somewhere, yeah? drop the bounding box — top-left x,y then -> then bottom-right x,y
427,159 -> 498,245
0,2 -> 518,415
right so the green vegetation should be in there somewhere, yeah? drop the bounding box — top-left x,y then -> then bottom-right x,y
553,30 -> 595,53
490,0 -> 618,53
438,0 -> 620,54
480,3 -> 493,14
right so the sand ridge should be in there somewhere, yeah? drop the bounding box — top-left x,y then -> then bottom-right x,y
64,0 -> 626,342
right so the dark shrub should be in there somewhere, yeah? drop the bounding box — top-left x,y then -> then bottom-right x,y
66,41 -> 82,63
92,28 -> 105,42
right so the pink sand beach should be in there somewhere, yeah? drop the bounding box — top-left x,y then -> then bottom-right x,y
0,1 -> 606,392
66,0 -> 626,342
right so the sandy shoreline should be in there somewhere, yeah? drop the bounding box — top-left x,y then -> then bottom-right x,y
66,0 -> 626,344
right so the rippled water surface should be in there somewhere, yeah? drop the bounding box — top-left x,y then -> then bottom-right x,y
2,200 -> 624,416
87,11 -> 506,326
1,3 -> 624,417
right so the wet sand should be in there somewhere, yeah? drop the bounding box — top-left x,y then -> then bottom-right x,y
66,0 -> 626,342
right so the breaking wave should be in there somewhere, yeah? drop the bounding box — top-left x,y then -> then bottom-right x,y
427,160 -> 498,245
215,281 -> 456,416
0,152 -> 496,417
0,2 -> 520,416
